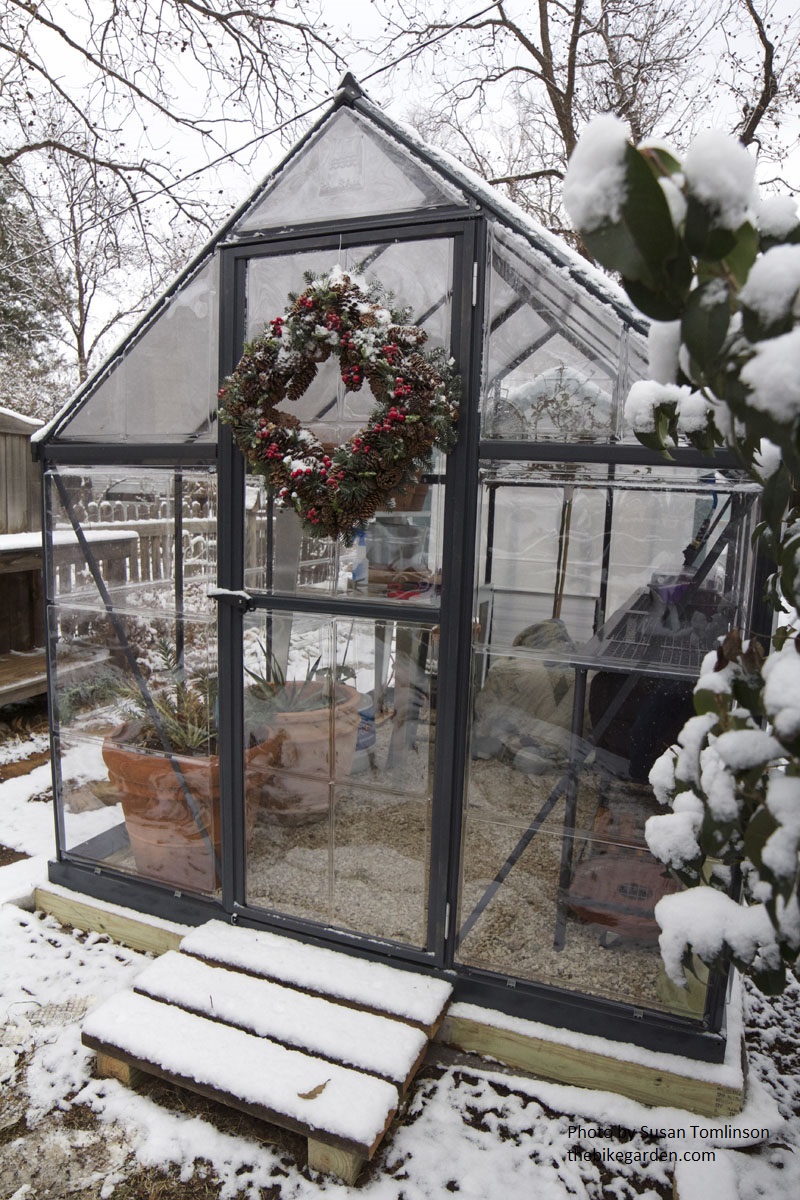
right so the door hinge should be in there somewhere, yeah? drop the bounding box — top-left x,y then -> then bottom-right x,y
444,902 -> 451,941
472,261 -> 478,307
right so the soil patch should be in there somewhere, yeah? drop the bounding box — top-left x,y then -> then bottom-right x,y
0,747 -> 51,782
0,844 -> 29,867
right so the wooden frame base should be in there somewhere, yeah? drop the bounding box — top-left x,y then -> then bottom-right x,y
36,885 -> 744,1120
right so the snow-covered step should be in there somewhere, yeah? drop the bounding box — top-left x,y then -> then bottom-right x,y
180,919 -> 452,1036
83,921 -> 453,1183
134,950 -> 429,1092
82,989 -> 398,1183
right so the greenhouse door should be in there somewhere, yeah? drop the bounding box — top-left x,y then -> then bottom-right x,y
216,220 -> 481,970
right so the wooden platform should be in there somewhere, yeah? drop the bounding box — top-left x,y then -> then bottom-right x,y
81,919 -> 452,1184
0,649 -> 48,707
37,887 -> 745,1128
0,646 -> 110,708
440,1003 -> 745,1119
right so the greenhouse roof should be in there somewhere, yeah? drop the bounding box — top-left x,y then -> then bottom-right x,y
34,73 -> 646,451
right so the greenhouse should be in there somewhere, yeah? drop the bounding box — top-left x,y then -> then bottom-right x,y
33,75 -> 770,1064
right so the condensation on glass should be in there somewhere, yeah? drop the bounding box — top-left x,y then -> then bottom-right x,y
235,107 -> 468,233
457,459 -> 761,1014
53,255 -> 220,443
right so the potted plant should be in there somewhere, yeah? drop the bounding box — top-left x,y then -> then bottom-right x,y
102,641 -> 281,891
244,647 -> 362,822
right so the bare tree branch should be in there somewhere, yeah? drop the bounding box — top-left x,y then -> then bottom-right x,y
737,0 -> 778,146
373,0 -> 799,245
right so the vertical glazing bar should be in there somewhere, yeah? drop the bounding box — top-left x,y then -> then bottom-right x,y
429,217 -> 486,962
596,465 -> 615,632
553,666 -> 589,951
41,464 -> 67,860
175,469 -> 184,668
217,247 -> 247,911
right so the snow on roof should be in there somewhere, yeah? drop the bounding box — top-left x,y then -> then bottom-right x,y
351,90 -> 643,324
35,78 -> 645,449
0,406 -> 42,435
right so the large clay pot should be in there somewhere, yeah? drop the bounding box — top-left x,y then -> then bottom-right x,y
247,683 -> 362,822
102,723 -> 279,892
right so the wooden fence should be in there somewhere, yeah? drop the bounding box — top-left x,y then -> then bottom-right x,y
57,497 -> 218,597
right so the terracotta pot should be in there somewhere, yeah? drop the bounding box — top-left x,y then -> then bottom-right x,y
247,683 -> 361,822
102,722 -> 278,892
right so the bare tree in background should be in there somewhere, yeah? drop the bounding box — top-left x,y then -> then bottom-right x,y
1,1 -> 342,202
375,0 -> 799,243
11,147 -> 208,386
0,1 -> 343,413
0,168 -> 70,418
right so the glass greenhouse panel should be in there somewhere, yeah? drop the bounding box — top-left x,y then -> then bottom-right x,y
245,237 -> 453,446
235,107 -> 467,233
481,225 -> 637,442
54,256 -> 219,443
243,610 -> 436,948
474,461 -> 759,662
243,472 -> 445,607
242,237 -> 452,605
53,607 -> 221,897
46,467 -> 217,619
458,460 -> 760,1005
457,804 -> 704,1017
332,782 -> 430,947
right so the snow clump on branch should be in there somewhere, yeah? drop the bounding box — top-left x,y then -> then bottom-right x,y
562,115 -> 629,232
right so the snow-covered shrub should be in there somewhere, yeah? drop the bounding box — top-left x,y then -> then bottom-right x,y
564,122 -> 800,994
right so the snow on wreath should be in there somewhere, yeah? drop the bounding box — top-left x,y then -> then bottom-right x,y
218,267 -> 459,544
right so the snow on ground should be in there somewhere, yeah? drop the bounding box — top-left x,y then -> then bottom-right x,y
1,720 -> 800,1198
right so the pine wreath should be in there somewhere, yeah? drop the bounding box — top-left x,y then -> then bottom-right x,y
217,267 -> 459,543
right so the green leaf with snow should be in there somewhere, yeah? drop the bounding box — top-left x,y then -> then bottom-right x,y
777,529 -> 800,623
742,302 -> 795,344
693,687 -> 721,717
761,222 -> 800,252
641,145 -> 683,178
721,222 -> 759,289
761,465 -> 792,540
681,281 -> 730,375
747,954 -> 787,996
685,195 -> 737,261
580,144 -> 688,318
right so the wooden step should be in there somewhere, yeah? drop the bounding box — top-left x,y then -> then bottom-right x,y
133,951 -> 429,1093
82,920 -> 453,1183
83,991 -> 398,1183
180,919 -> 452,1036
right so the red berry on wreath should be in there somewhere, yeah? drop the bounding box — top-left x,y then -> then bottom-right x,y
217,270 -> 458,542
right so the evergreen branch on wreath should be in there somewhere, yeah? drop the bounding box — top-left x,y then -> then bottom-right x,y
218,268 -> 460,544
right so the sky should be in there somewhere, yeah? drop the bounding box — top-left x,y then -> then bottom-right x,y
8,0 -> 799,374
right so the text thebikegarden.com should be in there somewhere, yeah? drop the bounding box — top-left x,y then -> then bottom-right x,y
564,1122 -> 771,1165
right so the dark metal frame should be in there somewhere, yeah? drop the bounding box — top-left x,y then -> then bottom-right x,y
214,215 -> 481,970
36,83 -> 767,1063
